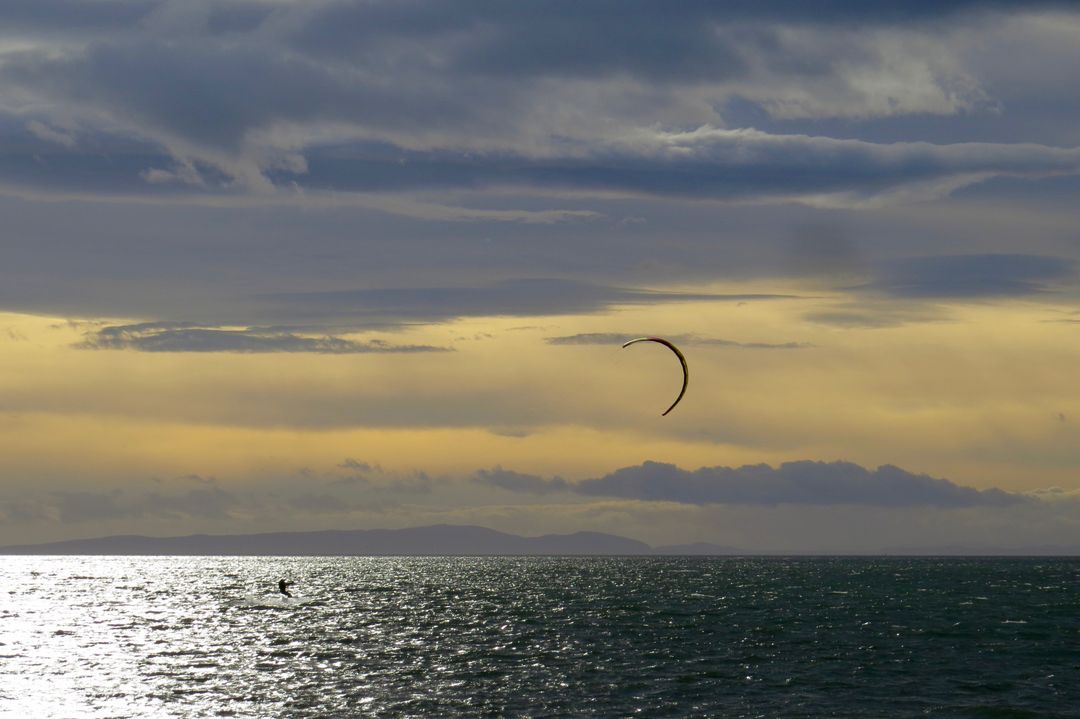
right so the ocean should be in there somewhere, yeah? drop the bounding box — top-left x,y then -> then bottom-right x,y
1,556 -> 1076,718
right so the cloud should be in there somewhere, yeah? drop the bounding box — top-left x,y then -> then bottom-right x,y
0,473 -> 387,525
286,492 -> 371,514
545,332 -> 810,349
802,300 -> 949,328
75,321 -> 452,353
140,160 -> 205,187
1024,487 -> 1080,502
338,458 -> 380,473
329,458 -> 383,486
140,484 -> 240,520
863,254 -> 1075,298
475,467 -> 569,495
33,481 -> 242,523
545,333 -> 662,345
379,471 -> 435,495
287,131 -> 1080,207
3,1 -> 1070,41
12,280 -> 784,338
0,499 -> 50,524
256,279 -> 776,327
696,338 -> 811,349
2,3 -> 1079,203
25,120 -> 76,148
0,0 -> 156,33
9,122 -> 1078,207
481,460 -> 1026,507
48,490 -> 134,523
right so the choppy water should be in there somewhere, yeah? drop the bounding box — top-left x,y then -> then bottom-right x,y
1,557 -> 1077,718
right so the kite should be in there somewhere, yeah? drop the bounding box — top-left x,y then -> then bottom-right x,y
621,337 -> 689,416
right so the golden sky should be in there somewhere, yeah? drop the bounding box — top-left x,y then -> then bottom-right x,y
3,281 -> 1080,548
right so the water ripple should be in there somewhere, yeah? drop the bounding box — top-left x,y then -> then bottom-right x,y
0,556 -> 1077,717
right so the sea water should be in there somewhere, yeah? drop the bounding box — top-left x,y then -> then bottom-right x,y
0,556 -> 1077,718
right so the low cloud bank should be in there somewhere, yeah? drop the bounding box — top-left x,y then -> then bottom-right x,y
37,481 -> 242,524
478,459 -> 1026,508
76,321 -> 451,353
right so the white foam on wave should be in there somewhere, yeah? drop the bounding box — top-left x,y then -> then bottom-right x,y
238,593 -> 308,609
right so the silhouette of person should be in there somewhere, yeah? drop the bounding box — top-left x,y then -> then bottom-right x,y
278,579 -> 294,597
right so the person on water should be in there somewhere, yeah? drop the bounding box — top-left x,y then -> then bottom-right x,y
278,579 -> 295,597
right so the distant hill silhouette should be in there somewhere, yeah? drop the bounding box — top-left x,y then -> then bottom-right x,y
3,525 -> 1075,556
0,524 -> 654,556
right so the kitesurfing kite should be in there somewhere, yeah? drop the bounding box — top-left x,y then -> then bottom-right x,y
621,337 -> 689,416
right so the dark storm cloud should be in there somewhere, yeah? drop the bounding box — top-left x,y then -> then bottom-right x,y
0,111 -> 194,193
0,192 -> 821,329
7,115 -> 1078,202
545,333 -> 810,349
428,3 -> 748,82
2,1 -> 1079,200
0,1 -> 278,57
480,460 -> 1025,507
864,254 -> 1076,298
4,42 -> 341,151
290,134 -> 1080,202
1,1 -> 1066,33
0,17 -> 510,154
293,0 -> 1066,90
256,279 -> 764,326
75,322 -> 451,353
2,1 -> 1080,333
5,1 -> 1065,59
0,0 -> 155,32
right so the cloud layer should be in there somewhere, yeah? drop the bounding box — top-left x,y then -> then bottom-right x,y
5,457 -> 1068,553
2,1 -> 1079,205
865,254 -> 1076,298
479,460 -> 1024,507
77,321 -> 451,353
3,2 -> 1080,330
254,280 -> 777,328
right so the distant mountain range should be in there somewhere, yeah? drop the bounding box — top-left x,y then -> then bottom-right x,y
0,524 -> 1076,556
0,524 -> 657,556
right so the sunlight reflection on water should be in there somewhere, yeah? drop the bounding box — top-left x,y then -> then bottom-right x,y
1,556 -> 1077,717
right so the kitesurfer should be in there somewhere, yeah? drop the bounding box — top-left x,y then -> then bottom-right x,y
278,578 -> 294,597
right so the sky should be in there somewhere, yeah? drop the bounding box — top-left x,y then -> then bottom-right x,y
2,0 -> 1080,551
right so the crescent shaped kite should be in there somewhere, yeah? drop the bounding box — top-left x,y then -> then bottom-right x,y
621,337 -> 689,416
